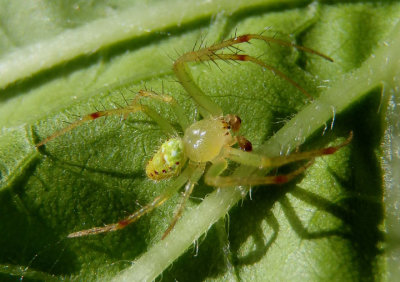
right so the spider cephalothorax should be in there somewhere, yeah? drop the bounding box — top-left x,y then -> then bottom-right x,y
145,114 -> 248,180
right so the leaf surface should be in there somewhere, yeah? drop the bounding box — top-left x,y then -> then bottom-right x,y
0,1 -> 399,281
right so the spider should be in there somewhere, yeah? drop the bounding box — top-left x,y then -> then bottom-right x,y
36,34 -> 352,240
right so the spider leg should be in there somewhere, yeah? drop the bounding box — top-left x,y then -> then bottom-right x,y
226,132 -> 352,168
173,60 -> 223,118
135,89 -> 190,130
206,34 -> 333,62
205,158 -> 313,187
36,92 -> 178,147
174,34 -> 333,111
206,53 -> 313,99
205,132 -> 352,187
67,163 -> 193,238
161,162 -> 205,239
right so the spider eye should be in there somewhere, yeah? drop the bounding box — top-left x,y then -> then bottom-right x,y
224,114 -> 241,132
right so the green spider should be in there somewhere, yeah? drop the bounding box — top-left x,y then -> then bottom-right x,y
37,34 -> 352,239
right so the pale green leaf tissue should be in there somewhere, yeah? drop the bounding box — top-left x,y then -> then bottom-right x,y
0,1 -> 399,281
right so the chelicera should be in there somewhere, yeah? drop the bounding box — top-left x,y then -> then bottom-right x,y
36,34 -> 352,239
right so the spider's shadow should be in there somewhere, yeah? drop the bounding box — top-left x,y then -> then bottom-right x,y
227,171 -> 349,266
226,165 -> 382,281
223,93 -> 385,281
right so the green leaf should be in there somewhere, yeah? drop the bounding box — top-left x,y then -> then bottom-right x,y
0,1 -> 399,281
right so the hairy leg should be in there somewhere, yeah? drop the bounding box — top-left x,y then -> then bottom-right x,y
226,132 -> 352,169
204,132 -> 352,187
134,89 -> 190,130
36,90 -> 180,147
67,164 -> 194,238
205,158 -> 313,187
173,33 -> 334,113
161,162 -> 205,239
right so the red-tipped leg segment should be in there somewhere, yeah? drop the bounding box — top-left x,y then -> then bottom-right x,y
205,132 -> 352,188
36,90 -> 182,147
67,165 -> 192,238
226,132 -> 353,169
174,33 -> 334,108
205,158 -> 314,187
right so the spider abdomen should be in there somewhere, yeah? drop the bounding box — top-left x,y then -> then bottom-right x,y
183,117 -> 232,163
146,138 -> 185,180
